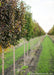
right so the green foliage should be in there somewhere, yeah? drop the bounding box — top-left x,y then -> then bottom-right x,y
31,20 -> 45,38
27,72 -> 32,75
0,1 -> 1,6
48,25 -> 54,35
24,7 -> 45,41
0,0 -> 45,48
24,11 -> 32,41
21,66 -> 28,70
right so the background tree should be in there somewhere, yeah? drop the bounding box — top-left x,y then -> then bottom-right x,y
48,25 -> 54,35
31,20 -> 45,38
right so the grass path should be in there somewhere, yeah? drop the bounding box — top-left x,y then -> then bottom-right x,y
36,36 -> 54,73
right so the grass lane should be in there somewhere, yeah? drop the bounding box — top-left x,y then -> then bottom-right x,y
36,36 -> 54,73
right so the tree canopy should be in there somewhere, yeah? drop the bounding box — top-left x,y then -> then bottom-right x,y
48,25 -> 54,35
0,0 -> 45,49
0,0 -> 26,48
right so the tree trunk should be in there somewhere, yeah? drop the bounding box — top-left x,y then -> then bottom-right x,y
27,42 -> 28,58
24,39 -> 26,66
30,40 -> 31,50
13,46 -> 15,75
31,40 -> 33,50
2,48 -> 4,75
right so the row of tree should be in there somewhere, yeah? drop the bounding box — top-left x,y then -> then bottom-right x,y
48,25 -> 54,35
0,0 -> 45,75
0,0 -> 45,49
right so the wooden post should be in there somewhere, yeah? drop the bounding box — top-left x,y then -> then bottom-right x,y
24,39 -> 26,66
27,42 -> 28,58
30,40 -> 31,50
13,46 -> 15,75
31,40 -> 32,49
2,48 -> 4,75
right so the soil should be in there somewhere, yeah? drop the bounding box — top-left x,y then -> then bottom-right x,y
4,47 -> 42,75
16,37 -> 44,75
23,45 -> 42,75
4,50 -> 31,75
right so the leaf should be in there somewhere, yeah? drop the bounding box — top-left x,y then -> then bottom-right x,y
0,1 -> 1,7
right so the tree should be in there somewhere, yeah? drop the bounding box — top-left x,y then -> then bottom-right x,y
31,20 -> 45,38
0,0 -> 26,74
24,12 -> 32,60
0,0 -> 18,75
48,25 -> 54,35
0,0 -> 45,74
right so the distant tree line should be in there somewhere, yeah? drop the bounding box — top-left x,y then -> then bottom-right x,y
48,25 -> 54,35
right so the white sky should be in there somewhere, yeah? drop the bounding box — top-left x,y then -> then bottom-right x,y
23,0 -> 54,33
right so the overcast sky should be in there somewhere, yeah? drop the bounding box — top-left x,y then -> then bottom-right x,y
23,0 -> 54,33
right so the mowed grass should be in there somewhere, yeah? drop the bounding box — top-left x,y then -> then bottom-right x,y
36,36 -> 54,73
0,37 -> 41,74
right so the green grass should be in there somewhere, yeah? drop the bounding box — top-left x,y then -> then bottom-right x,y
0,37 -> 41,74
36,36 -> 54,73
21,66 -> 28,70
